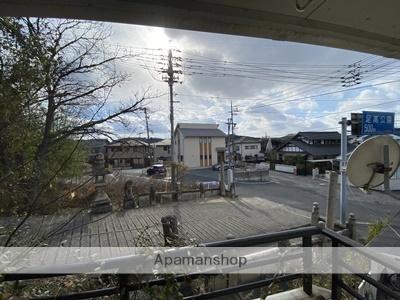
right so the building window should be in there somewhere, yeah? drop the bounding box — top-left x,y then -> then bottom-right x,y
163,146 -> 168,151
245,146 -> 249,149
180,155 -> 183,161
209,155 -> 212,160
200,155 -> 203,159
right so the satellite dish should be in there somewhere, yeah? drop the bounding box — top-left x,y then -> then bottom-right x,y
347,135 -> 400,189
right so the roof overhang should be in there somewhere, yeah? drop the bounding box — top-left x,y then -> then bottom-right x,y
1,0 -> 400,58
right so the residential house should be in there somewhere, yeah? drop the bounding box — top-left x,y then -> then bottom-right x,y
153,139 -> 171,162
229,135 -> 263,161
81,139 -> 109,162
261,134 -> 294,161
105,138 -> 148,168
276,131 -> 355,174
174,123 -> 226,168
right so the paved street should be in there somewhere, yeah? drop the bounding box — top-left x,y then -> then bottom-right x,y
186,168 -> 400,239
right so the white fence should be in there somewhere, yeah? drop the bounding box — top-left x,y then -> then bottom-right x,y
275,164 -> 297,174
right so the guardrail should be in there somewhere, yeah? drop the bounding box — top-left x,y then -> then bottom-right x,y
2,226 -> 400,300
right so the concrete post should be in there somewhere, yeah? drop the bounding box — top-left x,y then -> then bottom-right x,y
326,171 -> 338,229
346,213 -> 356,240
199,182 -> 205,199
219,162 -> 225,196
149,184 -> 155,205
161,215 -> 179,246
311,202 -> 320,226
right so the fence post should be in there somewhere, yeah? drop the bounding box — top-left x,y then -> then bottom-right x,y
118,274 -> 129,300
161,215 -> 179,246
326,171 -> 338,229
311,202 -> 320,225
149,184 -> 155,206
331,239 -> 341,300
302,235 -> 313,296
346,213 -> 356,240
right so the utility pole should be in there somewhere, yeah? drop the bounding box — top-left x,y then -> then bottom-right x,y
339,117 -> 350,224
226,101 -> 238,197
228,101 -> 238,164
162,49 -> 182,195
143,107 -> 152,165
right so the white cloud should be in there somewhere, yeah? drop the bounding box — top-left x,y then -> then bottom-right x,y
97,22 -> 400,138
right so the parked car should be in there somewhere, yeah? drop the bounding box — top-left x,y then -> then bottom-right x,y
212,163 -> 230,171
147,164 -> 167,176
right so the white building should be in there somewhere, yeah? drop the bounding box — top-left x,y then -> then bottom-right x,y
231,136 -> 263,161
174,123 -> 226,168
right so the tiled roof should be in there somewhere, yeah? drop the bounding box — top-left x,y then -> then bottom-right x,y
106,139 -> 147,147
279,139 -> 355,157
297,131 -> 340,140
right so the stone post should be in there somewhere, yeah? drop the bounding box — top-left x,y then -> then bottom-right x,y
199,182 -> 205,199
219,162 -> 225,196
346,213 -> 356,240
90,153 -> 112,214
149,184 -> 155,205
123,180 -> 138,209
311,202 -> 320,225
161,215 -> 179,246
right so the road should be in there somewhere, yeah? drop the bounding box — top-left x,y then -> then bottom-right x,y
185,168 -> 400,239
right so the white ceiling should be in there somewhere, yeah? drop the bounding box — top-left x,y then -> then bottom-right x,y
1,0 -> 400,58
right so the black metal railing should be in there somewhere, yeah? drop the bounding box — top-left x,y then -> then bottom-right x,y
2,225 -> 400,300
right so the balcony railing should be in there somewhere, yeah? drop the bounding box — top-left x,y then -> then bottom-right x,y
2,225 -> 400,300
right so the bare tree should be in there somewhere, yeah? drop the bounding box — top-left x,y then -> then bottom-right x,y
0,17 -> 156,246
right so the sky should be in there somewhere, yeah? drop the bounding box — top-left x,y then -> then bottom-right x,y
102,22 -> 400,139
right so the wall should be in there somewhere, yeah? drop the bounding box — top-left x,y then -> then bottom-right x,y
275,164 -> 297,174
181,136 -> 226,168
240,142 -> 261,158
183,137 -> 201,168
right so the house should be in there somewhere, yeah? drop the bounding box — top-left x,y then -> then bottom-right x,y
261,134 -> 294,159
229,135 -> 263,161
81,139 -> 109,162
276,131 -> 355,174
174,123 -> 226,168
105,138 -> 148,168
153,139 -> 171,162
